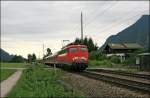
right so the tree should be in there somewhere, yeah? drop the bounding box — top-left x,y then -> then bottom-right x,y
10,55 -> 24,63
88,38 -> 95,52
32,53 -> 36,62
74,38 -> 81,44
74,37 -> 98,53
27,54 -> 32,63
94,43 -> 98,51
46,48 -> 52,56
27,53 -> 36,63
83,37 -> 88,46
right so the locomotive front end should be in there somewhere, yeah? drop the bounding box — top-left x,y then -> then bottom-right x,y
69,45 -> 88,70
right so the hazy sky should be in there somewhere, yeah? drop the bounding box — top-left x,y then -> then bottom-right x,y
1,1 -> 149,58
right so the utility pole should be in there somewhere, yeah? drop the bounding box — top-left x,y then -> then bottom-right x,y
81,12 -> 83,43
43,43 -> 44,60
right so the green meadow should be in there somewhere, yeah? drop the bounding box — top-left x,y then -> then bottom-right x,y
7,64 -> 84,98
0,69 -> 16,82
0,63 -> 28,68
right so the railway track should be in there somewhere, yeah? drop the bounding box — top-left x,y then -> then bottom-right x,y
87,68 -> 150,80
79,70 -> 150,93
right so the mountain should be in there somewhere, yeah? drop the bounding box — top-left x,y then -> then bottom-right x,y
0,48 -> 14,62
100,15 -> 150,51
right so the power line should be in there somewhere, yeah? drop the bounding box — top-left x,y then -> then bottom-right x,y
84,1 -> 119,30
96,10 -> 148,35
69,2 -> 109,39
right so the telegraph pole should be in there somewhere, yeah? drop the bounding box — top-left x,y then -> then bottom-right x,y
81,12 -> 83,43
43,43 -> 44,60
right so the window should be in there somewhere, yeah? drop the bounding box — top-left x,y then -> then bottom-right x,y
70,48 -> 77,53
80,47 -> 87,52
59,49 -> 67,54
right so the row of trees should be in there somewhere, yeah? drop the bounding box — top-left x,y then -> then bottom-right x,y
27,53 -> 36,63
74,37 -> 98,52
10,55 -> 25,63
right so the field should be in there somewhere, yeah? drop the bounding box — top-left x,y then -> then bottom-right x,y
7,64 -> 84,98
0,69 -> 16,82
0,63 -> 28,68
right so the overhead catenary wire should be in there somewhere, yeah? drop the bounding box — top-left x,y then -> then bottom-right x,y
69,2 -> 110,39
84,1 -> 119,30
96,10 -> 149,35
90,10 -> 149,47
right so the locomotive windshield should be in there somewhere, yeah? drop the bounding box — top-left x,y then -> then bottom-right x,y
80,47 -> 87,52
70,48 -> 77,52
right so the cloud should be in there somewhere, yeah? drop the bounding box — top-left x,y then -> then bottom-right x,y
1,1 -> 149,58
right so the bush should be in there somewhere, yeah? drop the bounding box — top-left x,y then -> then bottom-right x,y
122,56 -> 136,65
7,65 -> 84,98
89,60 -> 112,67
109,55 -> 120,64
89,51 -> 107,61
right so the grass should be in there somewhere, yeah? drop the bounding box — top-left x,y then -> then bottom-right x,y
88,60 -> 112,68
0,63 -> 28,68
88,60 -> 140,73
7,64 -> 84,98
0,69 -> 16,82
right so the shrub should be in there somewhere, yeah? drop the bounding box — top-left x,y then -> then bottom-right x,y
122,56 -> 136,65
89,60 -> 112,67
89,51 -> 107,61
7,65 -> 84,98
109,55 -> 121,64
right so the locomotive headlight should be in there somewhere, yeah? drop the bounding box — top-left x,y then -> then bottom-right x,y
72,57 -> 79,61
73,57 -> 87,61
81,57 -> 87,60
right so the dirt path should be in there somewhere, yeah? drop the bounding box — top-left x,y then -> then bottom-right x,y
0,70 -> 22,98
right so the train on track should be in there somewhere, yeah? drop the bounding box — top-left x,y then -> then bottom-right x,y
44,43 -> 88,71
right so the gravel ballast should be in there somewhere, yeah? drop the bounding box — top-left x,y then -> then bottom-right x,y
61,71 -> 150,98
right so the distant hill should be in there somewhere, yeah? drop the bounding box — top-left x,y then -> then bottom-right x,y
100,15 -> 150,51
0,48 -> 14,62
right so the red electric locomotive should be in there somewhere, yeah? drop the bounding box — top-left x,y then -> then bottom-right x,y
44,44 -> 88,70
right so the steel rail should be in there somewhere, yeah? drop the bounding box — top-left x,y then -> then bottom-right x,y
87,68 -> 150,80
80,71 -> 150,93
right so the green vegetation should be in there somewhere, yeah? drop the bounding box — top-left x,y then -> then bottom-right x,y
10,55 -> 25,63
88,60 -> 139,72
27,53 -> 37,63
89,60 -> 112,68
7,64 -> 84,98
74,37 -> 98,52
88,51 -> 141,72
0,63 -> 27,68
0,69 -> 16,82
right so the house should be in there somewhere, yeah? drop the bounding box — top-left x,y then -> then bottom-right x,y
103,43 -> 143,54
137,53 -> 150,71
103,43 -> 143,62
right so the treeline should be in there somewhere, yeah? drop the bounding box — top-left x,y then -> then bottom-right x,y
1,53 -> 38,63
10,55 -> 25,62
27,53 -> 36,63
74,37 -> 98,52
1,55 -> 26,63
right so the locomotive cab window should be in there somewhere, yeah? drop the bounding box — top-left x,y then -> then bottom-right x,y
70,48 -> 77,53
59,49 -> 67,54
80,47 -> 87,52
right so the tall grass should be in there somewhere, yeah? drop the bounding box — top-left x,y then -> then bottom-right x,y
7,65 -> 84,98
88,60 -> 112,68
0,69 -> 16,82
0,63 -> 27,68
